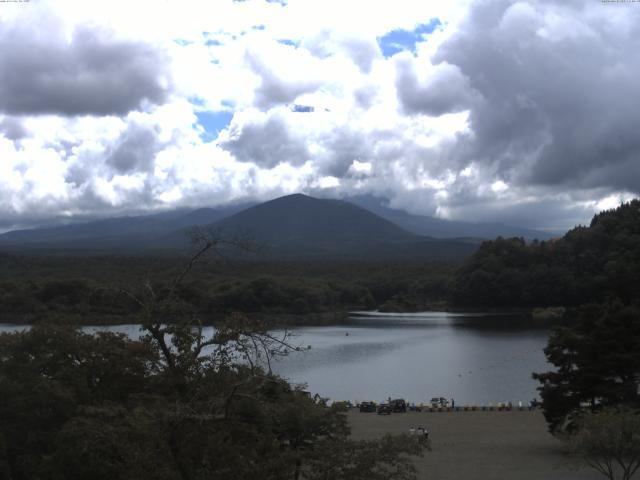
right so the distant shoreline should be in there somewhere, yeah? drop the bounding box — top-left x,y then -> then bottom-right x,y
0,307 -> 563,327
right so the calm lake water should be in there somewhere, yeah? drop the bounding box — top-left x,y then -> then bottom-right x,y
0,312 -> 551,406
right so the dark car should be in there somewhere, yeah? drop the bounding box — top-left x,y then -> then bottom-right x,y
359,401 -> 377,413
390,398 -> 407,413
377,404 -> 392,415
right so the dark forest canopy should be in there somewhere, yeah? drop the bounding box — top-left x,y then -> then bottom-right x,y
0,318 -> 427,480
533,302 -> 640,433
451,199 -> 640,308
0,256 -> 456,324
525,200 -> 640,434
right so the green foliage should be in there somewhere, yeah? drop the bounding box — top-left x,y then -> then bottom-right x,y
451,199 -> 640,307
0,324 -> 158,480
0,319 -> 426,480
567,407 -> 640,480
533,303 -> 640,433
0,256 -> 457,323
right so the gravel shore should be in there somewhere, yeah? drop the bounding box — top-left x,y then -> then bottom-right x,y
348,410 -> 600,480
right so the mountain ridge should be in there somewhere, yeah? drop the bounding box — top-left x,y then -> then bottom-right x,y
153,194 -> 479,260
0,193 -> 549,260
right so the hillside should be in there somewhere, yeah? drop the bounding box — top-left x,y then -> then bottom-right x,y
0,203 -> 252,250
0,194 -> 479,260
218,194 -> 414,242
157,194 -> 478,260
450,199 -> 640,307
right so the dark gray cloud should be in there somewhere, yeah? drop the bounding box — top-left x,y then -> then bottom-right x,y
396,56 -> 478,116
105,124 -> 162,174
0,117 -> 27,140
220,114 -> 310,167
435,188 -> 602,233
0,15 -> 170,116
432,0 -> 640,194
318,128 -> 372,177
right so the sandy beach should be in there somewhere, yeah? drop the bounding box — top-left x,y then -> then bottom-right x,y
348,409 -> 601,480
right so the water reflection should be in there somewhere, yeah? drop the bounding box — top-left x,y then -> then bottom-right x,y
269,312 -> 550,405
0,312 -> 551,406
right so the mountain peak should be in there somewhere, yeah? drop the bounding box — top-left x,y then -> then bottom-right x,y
264,193 -> 316,204
216,193 -> 416,243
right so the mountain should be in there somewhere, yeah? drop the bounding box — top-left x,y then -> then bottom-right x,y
0,194 -> 479,260
156,194 -> 478,260
347,195 -> 557,240
217,194 -> 417,244
0,203 -> 252,250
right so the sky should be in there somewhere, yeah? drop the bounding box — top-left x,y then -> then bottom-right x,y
0,0 -> 639,233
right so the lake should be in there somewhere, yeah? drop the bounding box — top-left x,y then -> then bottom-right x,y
0,311 -> 551,406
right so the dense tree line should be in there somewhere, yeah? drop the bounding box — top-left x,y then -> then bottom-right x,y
518,201 -> 640,438
451,200 -> 640,308
0,256 -> 456,324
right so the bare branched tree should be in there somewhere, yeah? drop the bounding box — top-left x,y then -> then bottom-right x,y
117,227 -> 299,389
567,407 -> 640,480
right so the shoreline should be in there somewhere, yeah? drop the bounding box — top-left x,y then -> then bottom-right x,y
0,307 -> 562,327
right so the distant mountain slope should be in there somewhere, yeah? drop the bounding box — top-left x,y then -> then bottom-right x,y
0,194 -> 479,260
348,195 -> 557,240
217,194 -> 418,244
0,203 -> 252,250
157,194 -> 478,260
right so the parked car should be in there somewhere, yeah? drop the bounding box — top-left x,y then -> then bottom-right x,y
377,404 -> 392,415
430,397 -> 450,408
359,401 -> 377,413
390,398 -> 407,413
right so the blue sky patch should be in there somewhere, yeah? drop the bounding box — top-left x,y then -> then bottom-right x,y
378,19 -> 441,58
277,38 -> 298,47
292,104 -> 314,113
195,111 -> 233,141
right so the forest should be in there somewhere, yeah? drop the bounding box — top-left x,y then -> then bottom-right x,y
0,239 -> 429,479
451,200 -> 640,308
0,254 -> 455,325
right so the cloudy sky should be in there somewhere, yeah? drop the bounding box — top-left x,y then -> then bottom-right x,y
1,0 -> 639,233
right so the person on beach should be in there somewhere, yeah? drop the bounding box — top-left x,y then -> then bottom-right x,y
451,398 -> 455,409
